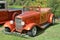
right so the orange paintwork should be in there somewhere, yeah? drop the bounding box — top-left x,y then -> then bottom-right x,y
4,21 -> 15,32
4,7 -> 54,33
0,9 -> 22,24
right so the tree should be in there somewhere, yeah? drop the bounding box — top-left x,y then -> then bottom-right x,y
47,0 -> 60,18
47,0 -> 59,13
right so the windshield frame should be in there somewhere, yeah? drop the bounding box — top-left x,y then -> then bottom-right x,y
23,6 -> 41,12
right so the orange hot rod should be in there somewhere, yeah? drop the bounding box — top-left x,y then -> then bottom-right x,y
0,1 -> 22,24
3,6 -> 55,37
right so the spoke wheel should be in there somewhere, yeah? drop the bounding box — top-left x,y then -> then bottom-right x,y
52,17 -> 55,24
27,26 -> 37,37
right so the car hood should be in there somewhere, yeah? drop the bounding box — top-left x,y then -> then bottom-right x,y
16,11 -> 37,19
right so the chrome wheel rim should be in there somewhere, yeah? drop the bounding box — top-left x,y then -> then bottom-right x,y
52,18 -> 55,24
32,27 -> 37,36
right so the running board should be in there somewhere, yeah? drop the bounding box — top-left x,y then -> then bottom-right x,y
40,23 -> 50,29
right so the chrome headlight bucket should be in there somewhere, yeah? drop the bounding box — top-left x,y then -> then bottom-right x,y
15,18 -> 25,29
10,20 -> 14,24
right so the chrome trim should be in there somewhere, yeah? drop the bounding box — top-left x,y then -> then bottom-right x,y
15,18 -> 22,29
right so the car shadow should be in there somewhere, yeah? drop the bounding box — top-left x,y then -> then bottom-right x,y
45,23 -> 60,29
36,22 -> 60,36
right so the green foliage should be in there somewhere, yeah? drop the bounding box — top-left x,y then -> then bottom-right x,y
47,0 -> 60,18
26,0 -> 47,7
5,0 -> 48,7
55,5 -> 60,18
8,5 -> 23,8
5,0 -> 60,18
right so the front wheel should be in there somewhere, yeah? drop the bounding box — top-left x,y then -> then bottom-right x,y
5,27 -> 11,32
27,26 -> 37,37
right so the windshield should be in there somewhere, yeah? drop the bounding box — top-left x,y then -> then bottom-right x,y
23,7 -> 40,11
23,7 -> 30,11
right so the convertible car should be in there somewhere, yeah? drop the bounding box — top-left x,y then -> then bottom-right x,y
3,6 -> 55,37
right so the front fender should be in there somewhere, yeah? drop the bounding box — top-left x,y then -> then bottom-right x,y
3,21 -> 15,32
23,23 -> 38,31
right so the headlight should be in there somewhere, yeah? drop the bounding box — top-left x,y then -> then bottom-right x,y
21,21 -> 25,26
10,20 -> 14,24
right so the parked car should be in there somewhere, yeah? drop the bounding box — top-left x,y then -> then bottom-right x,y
3,6 -> 55,37
0,1 -> 22,24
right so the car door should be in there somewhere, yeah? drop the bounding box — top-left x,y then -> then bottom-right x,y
0,10 -> 8,22
40,12 -> 48,24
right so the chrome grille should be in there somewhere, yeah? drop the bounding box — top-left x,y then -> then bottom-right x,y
15,18 -> 22,29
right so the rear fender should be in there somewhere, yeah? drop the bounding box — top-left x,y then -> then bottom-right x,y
23,23 -> 38,31
3,21 -> 15,32
48,13 -> 54,23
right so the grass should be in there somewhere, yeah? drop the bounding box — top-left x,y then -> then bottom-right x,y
0,20 -> 60,40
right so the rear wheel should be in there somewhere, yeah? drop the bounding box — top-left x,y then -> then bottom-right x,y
52,17 -> 55,24
27,26 -> 37,37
